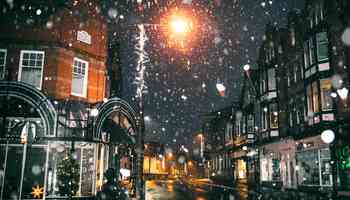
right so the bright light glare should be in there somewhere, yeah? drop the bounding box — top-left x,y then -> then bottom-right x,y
144,116 -> 151,121
337,87 -> 349,100
321,129 -> 335,144
243,64 -> 251,71
216,83 -> 226,92
171,18 -> 189,34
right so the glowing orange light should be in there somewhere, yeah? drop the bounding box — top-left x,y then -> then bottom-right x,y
170,17 -> 190,35
31,185 -> 44,199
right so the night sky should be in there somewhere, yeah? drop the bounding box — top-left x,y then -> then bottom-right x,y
106,0 -> 304,149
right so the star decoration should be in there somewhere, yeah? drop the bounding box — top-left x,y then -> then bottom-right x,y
31,185 -> 44,199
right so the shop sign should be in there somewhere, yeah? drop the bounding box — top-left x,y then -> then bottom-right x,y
336,145 -> 350,170
77,30 -> 91,44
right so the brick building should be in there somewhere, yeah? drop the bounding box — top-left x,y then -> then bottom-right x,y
0,1 -> 138,199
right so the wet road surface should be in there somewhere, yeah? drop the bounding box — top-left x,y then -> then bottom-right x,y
145,179 -> 209,200
145,179 -> 236,200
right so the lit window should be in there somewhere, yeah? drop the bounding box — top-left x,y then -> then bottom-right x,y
316,32 -> 329,62
71,58 -> 88,97
0,49 -> 6,80
19,50 -> 45,89
270,103 -> 278,129
320,79 -> 333,111
307,85 -> 313,116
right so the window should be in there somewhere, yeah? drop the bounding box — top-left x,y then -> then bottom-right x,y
312,82 -> 320,113
0,49 -> 6,80
296,148 -> 332,186
320,79 -> 333,111
307,85 -> 313,116
19,50 -> 45,89
247,114 -> 254,133
261,71 -> 267,94
262,108 -> 268,130
268,68 -> 276,91
242,115 -> 246,134
304,43 -> 310,69
71,58 -> 88,97
309,39 -> 315,66
287,71 -> 291,87
288,100 -> 294,127
270,103 -> 278,129
225,122 -> 233,142
293,65 -> 298,83
297,102 -> 304,125
235,118 -> 241,137
316,32 -> 329,61
260,155 -> 281,182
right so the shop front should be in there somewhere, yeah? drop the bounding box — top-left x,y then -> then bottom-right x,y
0,82 -> 139,199
295,135 -> 333,190
232,150 -> 247,181
259,139 -> 296,189
336,143 -> 350,195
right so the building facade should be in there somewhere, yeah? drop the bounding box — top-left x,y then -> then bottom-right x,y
0,1 -> 139,199
241,0 -> 350,197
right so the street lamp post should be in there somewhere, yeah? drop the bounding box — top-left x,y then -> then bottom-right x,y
132,14 -> 193,200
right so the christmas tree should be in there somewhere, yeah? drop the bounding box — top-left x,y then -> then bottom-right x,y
56,151 -> 80,197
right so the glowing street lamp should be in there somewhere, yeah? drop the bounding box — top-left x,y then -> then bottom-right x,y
170,17 -> 190,35
321,129 -> 335,144
243,64 -> 251,72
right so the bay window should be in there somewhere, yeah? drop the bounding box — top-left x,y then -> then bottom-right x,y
306,79 -> 334,123
71,58 -> 88,97
304,32 -> 330,75
0,49 -> 6,80
320,79 -> 333,111
312,82 -> 320,113
316,32 -> 329,61
19,50 -> 45,89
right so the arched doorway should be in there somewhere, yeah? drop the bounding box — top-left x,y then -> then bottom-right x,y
0,82 -> 142,199
94,97 -> 140,197
0,81 -> 57,199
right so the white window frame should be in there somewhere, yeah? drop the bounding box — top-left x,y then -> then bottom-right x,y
71,57 -> 89,98
18,50 -> 45,90
0,49 -> 7,80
